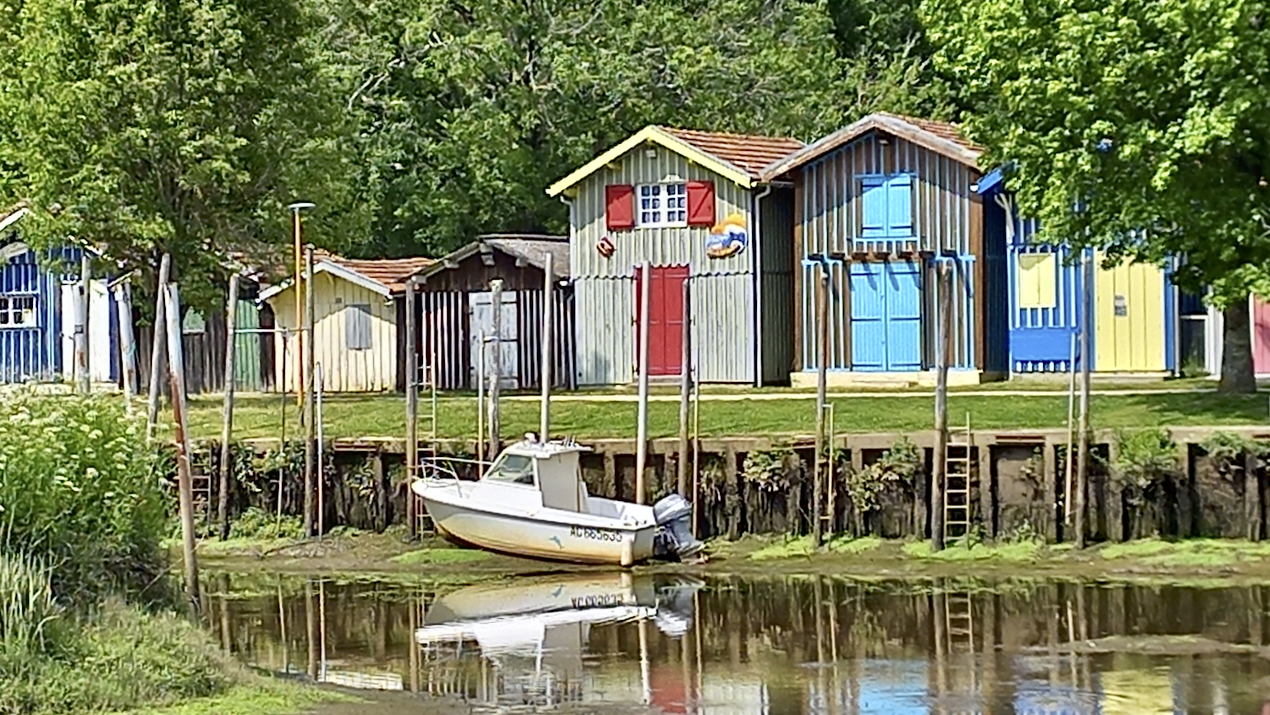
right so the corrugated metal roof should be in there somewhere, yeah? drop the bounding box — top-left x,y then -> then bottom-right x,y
657,127 -> 805,179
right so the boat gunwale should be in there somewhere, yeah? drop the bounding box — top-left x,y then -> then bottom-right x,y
415,479 -> 656,533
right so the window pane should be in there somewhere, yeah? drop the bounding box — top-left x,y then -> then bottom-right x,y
345,304 -> 373,349
486,453 -> 535,484
640,186 -> 652,197
650,198 -> 660,209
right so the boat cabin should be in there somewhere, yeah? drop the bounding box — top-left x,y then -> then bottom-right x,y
482,438 -> 593,514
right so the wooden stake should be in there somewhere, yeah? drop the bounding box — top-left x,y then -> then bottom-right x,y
77,251 -> 91,393
146,253 -> 171,441
813,267 -> 828,549
217,273 -> 240,540
405,278 -> 419,539
931,260 -> 953,551
164,283 -> 199,614
1075,251 -> 1093,548
303,245 -> 316,537
635,262 -> 651,505
114,280 -> 138,408
540,253 -> 553,441
488,279 -> 503,459
677,278 -> 692,497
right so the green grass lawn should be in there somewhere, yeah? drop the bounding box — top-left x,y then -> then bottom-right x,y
179,389 -> 1270,442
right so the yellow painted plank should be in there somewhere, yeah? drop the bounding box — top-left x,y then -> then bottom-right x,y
1095,255 -> 1165,371
1016,253 -> 1056,309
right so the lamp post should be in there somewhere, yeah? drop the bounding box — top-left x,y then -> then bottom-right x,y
287,202 -> 315,406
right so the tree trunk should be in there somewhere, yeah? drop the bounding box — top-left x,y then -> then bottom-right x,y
1220,297 -> 1256,394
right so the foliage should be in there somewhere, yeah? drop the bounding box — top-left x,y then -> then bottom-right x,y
1199,431 -> 1269,479
227,508 -> 304,542
845,437 -> 923,513
1113,429 -> 1179,506
741,448 -> 797,493
923,0 -> 1270,389
0,0 -> 365,313
0,554 -> 63,679
0,390 -> 166,602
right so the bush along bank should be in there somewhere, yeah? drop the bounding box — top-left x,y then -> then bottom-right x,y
0,390 -> 306,715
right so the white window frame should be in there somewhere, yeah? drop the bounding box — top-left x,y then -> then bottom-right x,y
0,294 -> 37,328
636,182 -> 687,228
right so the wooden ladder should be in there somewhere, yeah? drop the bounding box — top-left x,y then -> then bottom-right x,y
414,358 -> 438,536
190,450 -> 214,532
942,591 -> 979,709
943,413 -> 973,543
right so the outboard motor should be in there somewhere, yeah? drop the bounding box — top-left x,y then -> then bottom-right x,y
652,493 -> 705,560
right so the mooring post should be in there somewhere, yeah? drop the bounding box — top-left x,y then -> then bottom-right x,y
217,273 -> 240,540
540,253 -> 553,441
1074,251 -> 1093,549
677,278 -> 692,497
164,283 -> 199,615
488,278 -> 503,460
77,251 -> 91,394
405,278 -> 419,539
1246,450 -> 1261,541
303,245 -> 316,537
931,260 -> 953,551
146,254 -> 172,441
813,266 -> 829,548
635,262 -> 651,505
114,280 -> 138,410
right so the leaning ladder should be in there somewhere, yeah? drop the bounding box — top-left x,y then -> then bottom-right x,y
414,355 -> 439,536
943,413 -> 973,543
190,450 -> 214,531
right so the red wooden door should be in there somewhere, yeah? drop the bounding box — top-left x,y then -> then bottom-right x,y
1254,298 -> 1270,375
634,265 -> 689,377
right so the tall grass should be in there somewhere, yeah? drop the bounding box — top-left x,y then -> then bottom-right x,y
0,390 -> 167,601
0,554 -> 62,677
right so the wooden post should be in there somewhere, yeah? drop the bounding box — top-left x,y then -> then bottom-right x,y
77,251 -> 91,393
217,274 -> 240,540
540,254 -> 553,441
164,283 -> 199,614
1246,451 -> 1261,541
147,254 -> 171,441
476,327 -> 485,463
677,278 -> 692,496
488,279 -> 503,459
635,262 -> 651,505
405,278 -> 419,539
114,280 -> 138,407
303,245 -> 316,537
931,260 -> 953,551
1075,252 -> 1093,549
813,267 -> 829,549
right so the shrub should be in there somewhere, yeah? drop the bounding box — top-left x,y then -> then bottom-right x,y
845,437 -> 923,513
0,390 -> 167,602
228,507 -> 304,541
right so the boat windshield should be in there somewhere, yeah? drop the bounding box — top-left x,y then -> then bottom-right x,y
484,453 -> 536,485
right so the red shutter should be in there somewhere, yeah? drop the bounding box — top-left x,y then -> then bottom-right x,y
606,184 -> 635,230
686,181 -> 715,226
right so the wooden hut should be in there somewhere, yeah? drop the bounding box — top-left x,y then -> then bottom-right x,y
548,126 -> 802,386
761,113 -> 1009,386
260,252 -> 432,393
408,234 -> 573,391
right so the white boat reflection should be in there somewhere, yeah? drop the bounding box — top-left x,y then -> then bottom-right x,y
415,573 -> 702,710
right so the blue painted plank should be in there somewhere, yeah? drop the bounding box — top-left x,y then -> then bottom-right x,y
887,176 -> 914,237
850,263 -> 886,370
861,178 -> 886,239
885,261 -> 922,370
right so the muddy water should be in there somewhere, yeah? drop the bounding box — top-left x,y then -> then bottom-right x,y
207,572 -> 1270,714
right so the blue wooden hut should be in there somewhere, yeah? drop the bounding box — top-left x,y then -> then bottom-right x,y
977,167 -> 1177,374
761,113 -> 1010,386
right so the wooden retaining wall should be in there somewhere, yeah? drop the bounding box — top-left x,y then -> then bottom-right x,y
195,426 -> 1270,543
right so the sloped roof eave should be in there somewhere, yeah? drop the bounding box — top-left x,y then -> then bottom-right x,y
760,114 -> 983,180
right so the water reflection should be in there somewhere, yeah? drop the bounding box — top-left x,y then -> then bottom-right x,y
205,572 -> 1270,714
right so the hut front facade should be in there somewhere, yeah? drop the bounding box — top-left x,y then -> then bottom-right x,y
977,167 -> 1178,375
548,125 -> 802,386
408,234 -> 573,392
261,253 -> 431,393
762,113 -> 1009,387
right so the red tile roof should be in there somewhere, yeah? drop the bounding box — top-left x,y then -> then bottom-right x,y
875,112 -> 983,153
315,251 -> 434,292
658,127 -> 805,179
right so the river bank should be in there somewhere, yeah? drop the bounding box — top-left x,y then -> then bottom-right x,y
185,528 -> 1270,585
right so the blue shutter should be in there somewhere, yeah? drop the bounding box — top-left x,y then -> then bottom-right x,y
886,175 -> 913,237
861,178 -> 886,238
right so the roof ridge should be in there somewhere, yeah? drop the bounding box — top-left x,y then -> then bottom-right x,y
657,125 -> 803,143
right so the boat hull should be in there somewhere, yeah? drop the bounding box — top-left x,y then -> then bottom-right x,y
420,493 -> 657,566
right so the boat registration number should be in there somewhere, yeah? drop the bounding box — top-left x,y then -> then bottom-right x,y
569,525 -> 624,542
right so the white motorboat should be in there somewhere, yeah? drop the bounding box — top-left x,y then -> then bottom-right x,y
411,436 -> 704,566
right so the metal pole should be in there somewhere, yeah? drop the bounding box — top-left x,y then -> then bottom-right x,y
303,245 -> 316,537
488,279 -> 503,459
1064,331 -> 1077,525
813,266 -> 828,548
114,280 -> 138,408
635,262 -> 651,505
147,254 -> 171,441
931,260 -> 953,551
165,283 -> 199,614
540,253 -> 553,441
678,278 -> 692,496
217,273 -> 240,540
316,362 -> 324,539
405,279 -> 419,539
77,251 -> 91,393
292,210 -> 303,408
1075,251 -> 1093,548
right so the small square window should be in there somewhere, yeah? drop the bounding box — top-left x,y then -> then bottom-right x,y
634,183 -> 688,227
0,295 -> 35,328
